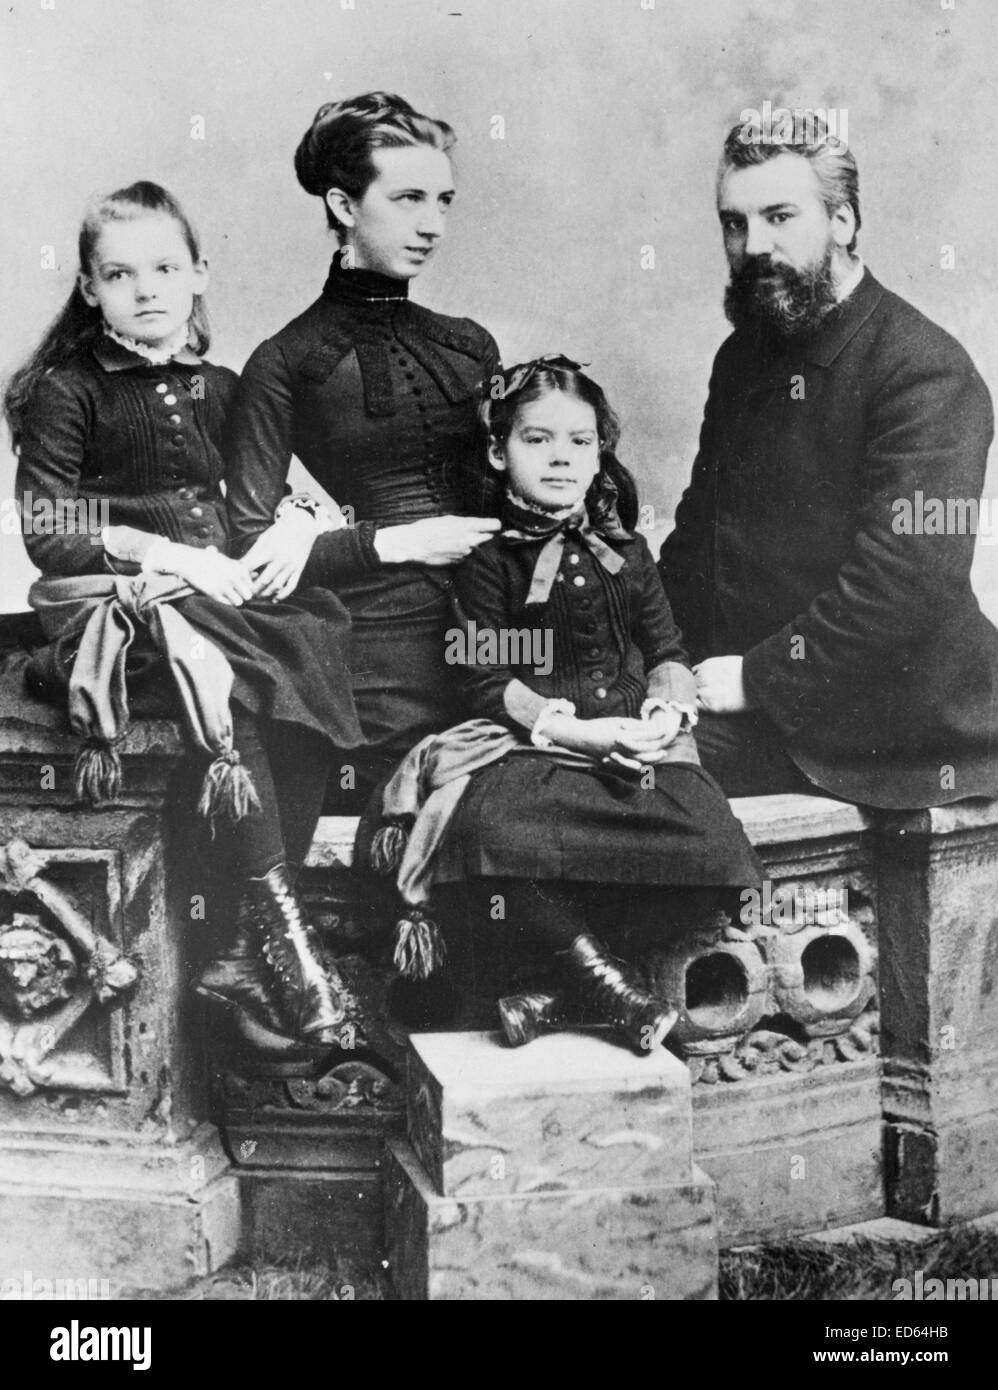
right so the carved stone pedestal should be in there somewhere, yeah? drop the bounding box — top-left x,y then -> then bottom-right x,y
0,698 -> 240,1292
386,1030 -> 718,1300
212,817 -> 407,1268
212,1011 -> 404,1270
671,795 -> 885,1244
878,799 -> 998,1225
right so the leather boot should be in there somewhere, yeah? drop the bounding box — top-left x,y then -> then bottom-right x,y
497,991 -> 563,1047
240,864 -> 346,1044
193,912 -> 287,1034
562,934 -> 677,1055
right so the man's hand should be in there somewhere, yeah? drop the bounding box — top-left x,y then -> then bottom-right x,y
694,656 -> 750,714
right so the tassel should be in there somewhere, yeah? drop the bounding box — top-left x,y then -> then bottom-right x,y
370,822 -> 408,875
393,909 -> 447,980
197,748 -> 262,826
74,738 -> 122,806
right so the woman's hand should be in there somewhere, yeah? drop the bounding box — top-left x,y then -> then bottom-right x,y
242,510 -> 323,601
373,515 -> 501,566
162,545 -> 256,606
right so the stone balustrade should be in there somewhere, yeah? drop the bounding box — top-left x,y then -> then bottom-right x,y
0,686 -> 239,1290
0,675 -> 997,1290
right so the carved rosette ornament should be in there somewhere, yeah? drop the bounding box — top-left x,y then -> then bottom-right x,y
646,880 -> 879,1085
0,839 -> 139,1097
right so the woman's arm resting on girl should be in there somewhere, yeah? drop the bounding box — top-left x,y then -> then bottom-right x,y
225,342 -> 499,594
373,515 -> 501,566
224,341 -> 379,591
245,511 -> 501,599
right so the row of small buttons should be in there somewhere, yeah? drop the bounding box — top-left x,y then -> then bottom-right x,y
157,380 -> 211,539
388,338 -> 442,505
562,548 -> 609,699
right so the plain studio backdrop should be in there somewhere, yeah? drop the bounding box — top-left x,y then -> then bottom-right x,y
2,0 -> 997,616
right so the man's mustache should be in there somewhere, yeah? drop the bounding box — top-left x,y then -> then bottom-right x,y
732,255 -> 790,285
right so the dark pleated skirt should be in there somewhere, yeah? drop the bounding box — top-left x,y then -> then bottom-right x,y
25,586 -> 365,752
435,754 -> 763,889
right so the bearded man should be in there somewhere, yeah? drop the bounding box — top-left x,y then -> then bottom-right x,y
657,115 -> 998,808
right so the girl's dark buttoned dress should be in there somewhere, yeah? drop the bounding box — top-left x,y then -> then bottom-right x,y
223,259 -> 500,767
15,336 -> 364,750
435,524 -> 762,891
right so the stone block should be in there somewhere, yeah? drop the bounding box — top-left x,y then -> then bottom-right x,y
407,1029 -> 693,1198
878,800 -> 998,1223
0,1122 -> 239,1292
693,1058 -> 884,1244
238,1169 -> 383,1275
384,1138 -> 717,1301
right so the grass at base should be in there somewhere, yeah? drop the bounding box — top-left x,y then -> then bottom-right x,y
125,1223 -> 998,1300
721,1224 -> 998,1300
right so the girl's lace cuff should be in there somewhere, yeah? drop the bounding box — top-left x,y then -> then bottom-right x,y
530,698 -> 577,749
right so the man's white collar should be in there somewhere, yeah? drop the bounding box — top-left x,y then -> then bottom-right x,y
835,255 -> 865,304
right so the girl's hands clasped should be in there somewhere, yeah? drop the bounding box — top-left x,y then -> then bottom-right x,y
543,711 -> 682,765
161,544 -> 256,606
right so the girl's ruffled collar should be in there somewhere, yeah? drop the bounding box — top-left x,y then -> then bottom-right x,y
103,322 -> 195,366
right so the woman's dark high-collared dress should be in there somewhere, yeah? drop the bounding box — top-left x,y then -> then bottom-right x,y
224,257 -> 500,779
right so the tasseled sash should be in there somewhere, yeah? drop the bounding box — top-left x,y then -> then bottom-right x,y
29,573 -> 261,825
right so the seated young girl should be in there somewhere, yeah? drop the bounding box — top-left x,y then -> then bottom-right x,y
368,356 -> 763,1053
4,181 -> 366,1050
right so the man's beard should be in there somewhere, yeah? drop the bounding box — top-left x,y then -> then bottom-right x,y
724,243 -> 840,338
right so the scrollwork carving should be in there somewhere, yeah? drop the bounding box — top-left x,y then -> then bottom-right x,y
0,839 -> 139,1096
686,1007 -> 880,1085
213,1055 -> 401,1117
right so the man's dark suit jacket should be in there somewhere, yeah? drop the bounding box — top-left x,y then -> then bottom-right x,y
658,268 -> 998,809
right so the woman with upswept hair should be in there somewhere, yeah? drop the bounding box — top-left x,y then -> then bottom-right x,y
223,91 -> 503,802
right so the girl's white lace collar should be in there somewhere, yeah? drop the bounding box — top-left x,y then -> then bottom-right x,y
103,322 -> 193,366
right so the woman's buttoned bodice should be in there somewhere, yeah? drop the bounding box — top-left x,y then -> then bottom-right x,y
224,259 -> 500,548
